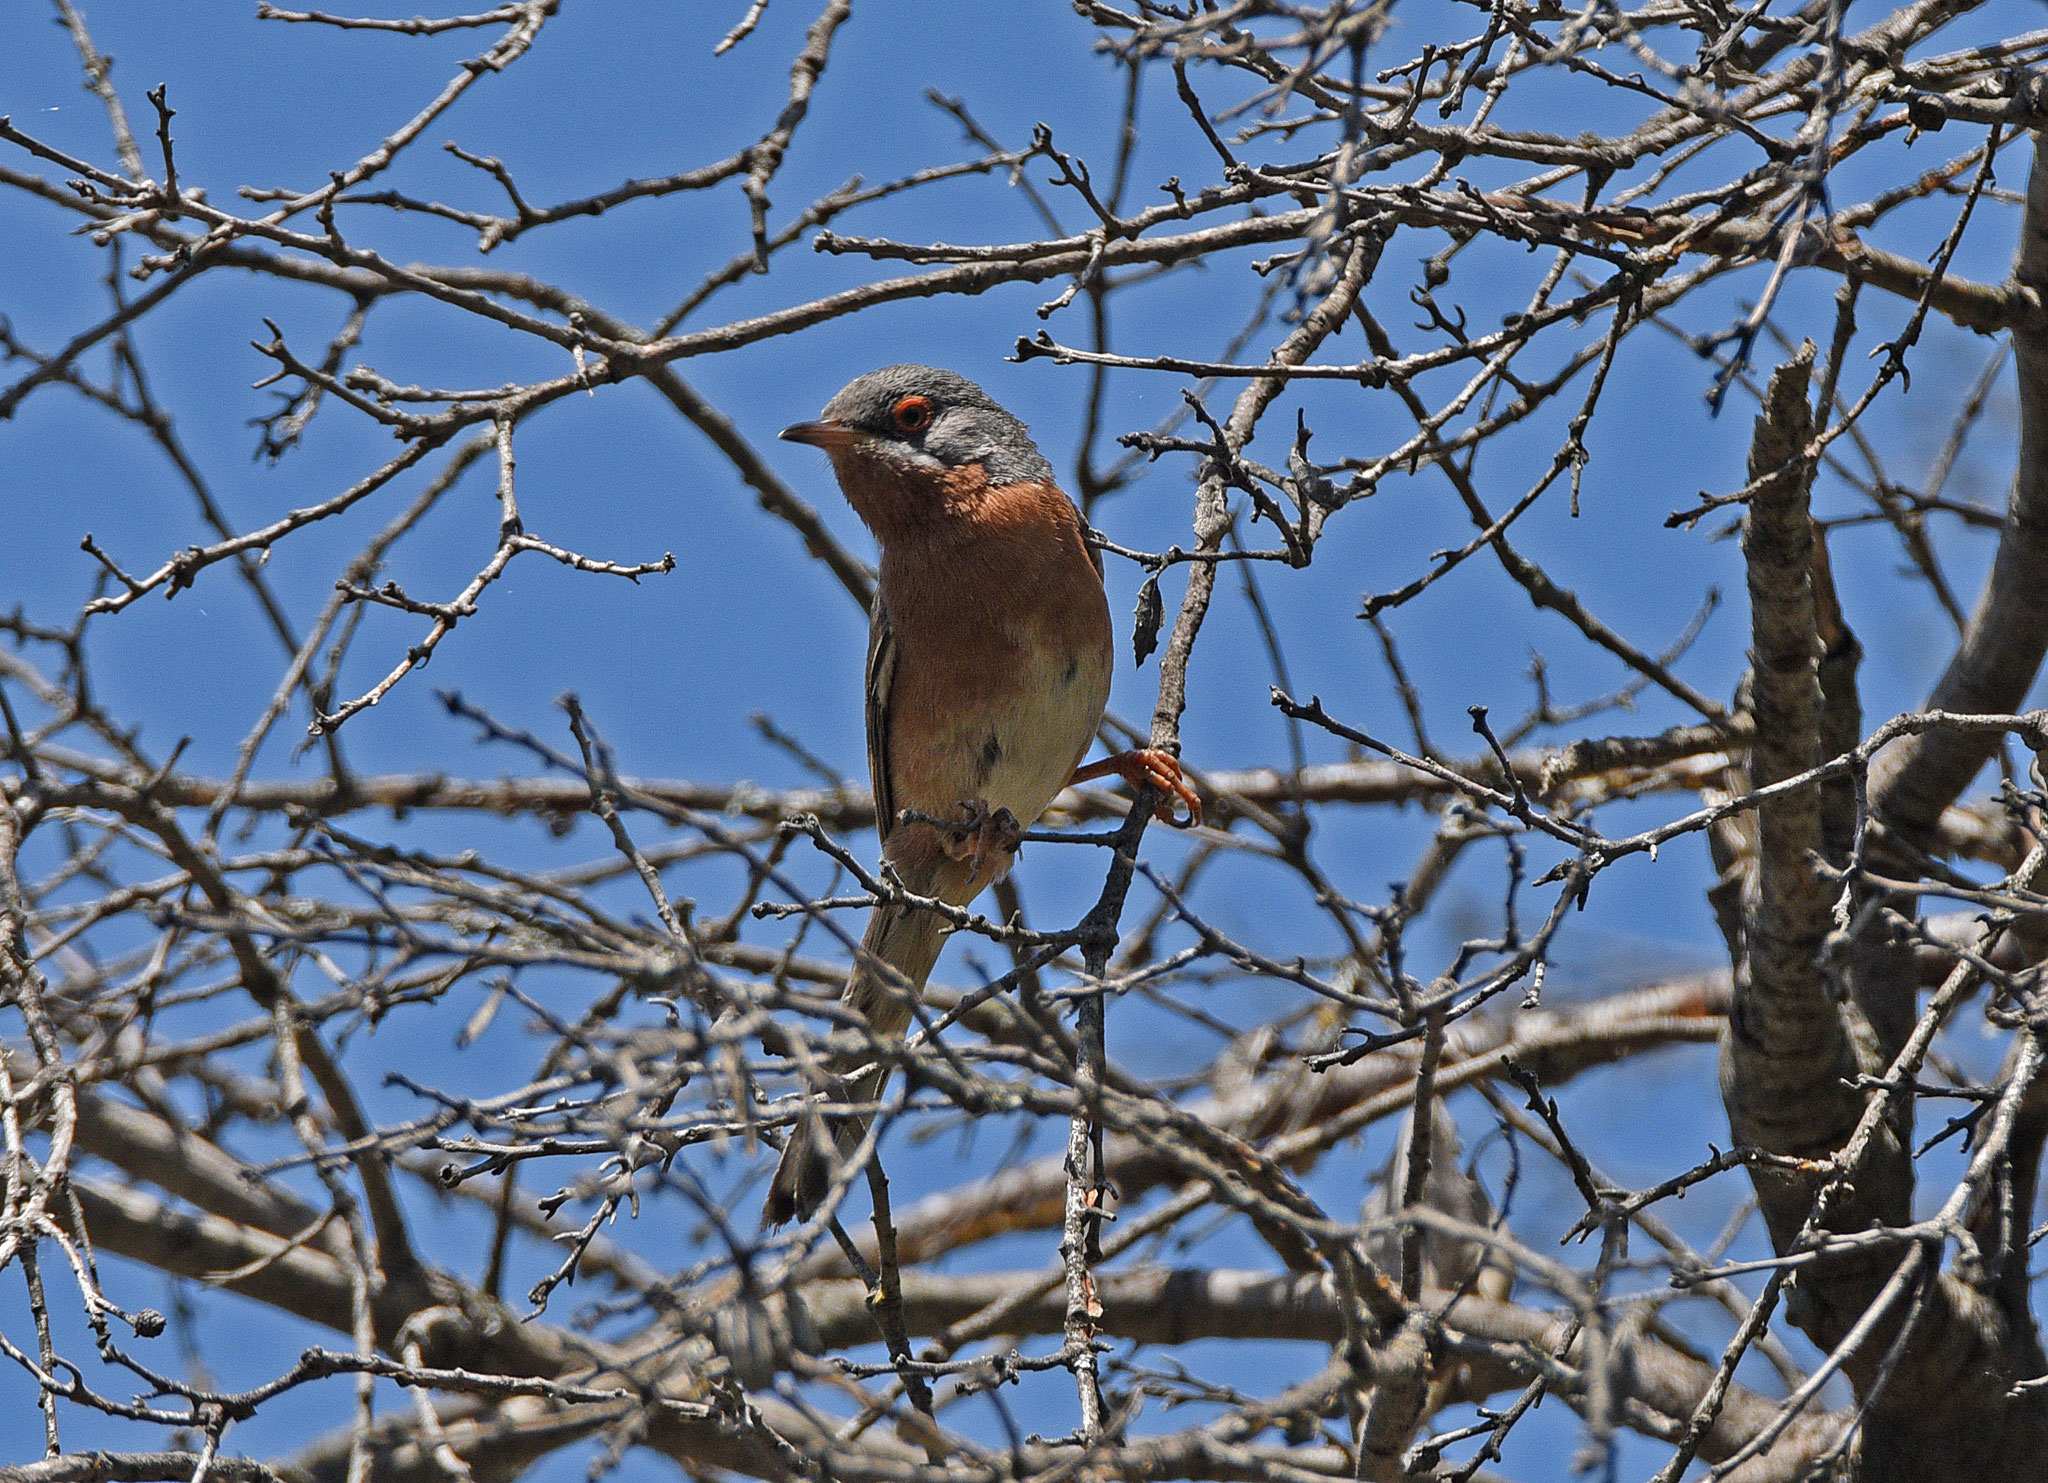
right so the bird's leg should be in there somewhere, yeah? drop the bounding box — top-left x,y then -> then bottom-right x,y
1070,749 -> 1203,828
939,798 -> 1023,882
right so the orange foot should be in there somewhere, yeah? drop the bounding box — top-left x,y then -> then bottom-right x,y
1071,748 -> 1202,829
940,799 -> 1023,881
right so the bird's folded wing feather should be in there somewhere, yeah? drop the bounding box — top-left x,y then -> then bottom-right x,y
865,595 -> 899,844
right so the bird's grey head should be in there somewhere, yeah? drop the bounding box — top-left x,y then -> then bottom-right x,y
779,364 -> 1056,487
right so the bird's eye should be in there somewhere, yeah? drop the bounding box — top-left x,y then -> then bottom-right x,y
891,396 -> 934,434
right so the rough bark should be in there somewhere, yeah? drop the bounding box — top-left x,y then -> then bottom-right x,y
1724,343 -> 1884,1228
1723,321 -> 2048,1477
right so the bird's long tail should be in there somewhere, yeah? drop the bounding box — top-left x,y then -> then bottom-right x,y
762,887 -> 953,1229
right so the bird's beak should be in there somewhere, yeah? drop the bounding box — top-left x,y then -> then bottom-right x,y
778,418 -> 863,450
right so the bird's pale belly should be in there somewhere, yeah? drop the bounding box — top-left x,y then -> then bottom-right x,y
900,637 -> 1110,831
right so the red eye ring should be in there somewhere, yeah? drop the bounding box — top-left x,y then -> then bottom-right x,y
891,395 -> 934,434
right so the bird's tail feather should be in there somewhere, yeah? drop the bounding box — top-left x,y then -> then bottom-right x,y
762,894 -> 952,1228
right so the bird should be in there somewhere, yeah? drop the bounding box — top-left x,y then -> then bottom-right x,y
764,364 -> 1201,1228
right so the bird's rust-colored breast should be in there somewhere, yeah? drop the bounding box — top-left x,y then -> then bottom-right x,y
874,473 -> 1113,832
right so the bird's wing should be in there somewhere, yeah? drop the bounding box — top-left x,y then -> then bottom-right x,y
865,593 -> 899,843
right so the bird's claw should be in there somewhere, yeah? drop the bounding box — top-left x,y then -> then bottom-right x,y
941,799 -> 1022,880
1072,748 -> 1203,829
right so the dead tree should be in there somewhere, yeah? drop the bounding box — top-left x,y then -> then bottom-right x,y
6,2 -> 2048,1478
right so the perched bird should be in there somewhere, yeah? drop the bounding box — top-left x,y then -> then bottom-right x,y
765,364 -> 1200,1227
